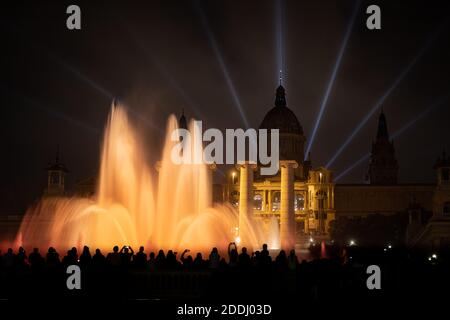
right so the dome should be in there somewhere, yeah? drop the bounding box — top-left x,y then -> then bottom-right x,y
258,85 -> 305,165
259,85 -> 303,135
259,105 -> 303,135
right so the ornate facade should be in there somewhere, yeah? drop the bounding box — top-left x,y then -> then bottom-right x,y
216,85 -> 336,242
29,85 -> 449,249
214,85 -> 450,249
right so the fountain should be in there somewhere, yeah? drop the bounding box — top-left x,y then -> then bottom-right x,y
16,103 -> 264,254
268,216 -> 280,250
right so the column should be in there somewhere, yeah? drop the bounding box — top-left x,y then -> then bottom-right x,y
238,162 -> 256,247
331,188 -> 334,209
280,160 -> 298,251
262,189 -> 266,212
268,190 -> 272,213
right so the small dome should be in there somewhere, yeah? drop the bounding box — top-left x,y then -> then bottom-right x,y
259,85 -> 303,135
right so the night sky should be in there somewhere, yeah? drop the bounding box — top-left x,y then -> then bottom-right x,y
1,0 -> 450,214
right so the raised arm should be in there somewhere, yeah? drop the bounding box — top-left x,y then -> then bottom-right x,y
181,249 -> 189,261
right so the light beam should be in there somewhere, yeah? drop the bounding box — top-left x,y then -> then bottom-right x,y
275,0 -> 286,85
41,47 -> 163,135
326,23 -> 445,168
334,94 -> 449,181
334,153 -> 369,182
19,95 -> 100,135
305,0 -> 361,157
126,28 -> 209,122
195,1 -> 250,128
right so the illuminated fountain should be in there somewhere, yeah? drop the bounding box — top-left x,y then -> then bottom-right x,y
16,103 -> 263,254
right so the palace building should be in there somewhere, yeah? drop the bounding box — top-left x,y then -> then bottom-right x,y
5,85 -> 446,250
213,85 -> 450,249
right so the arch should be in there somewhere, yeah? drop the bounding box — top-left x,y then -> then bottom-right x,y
295,193 -> 305,211
253,193 -> 262,210
272,191 -> 281,211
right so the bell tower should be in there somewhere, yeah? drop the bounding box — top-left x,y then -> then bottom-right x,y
45,145 -> 69,196
367,111 -> 399,184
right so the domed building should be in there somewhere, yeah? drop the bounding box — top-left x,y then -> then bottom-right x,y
216,85 -> 446,249
21,85 -> 447,251
258,85 -> 311,181
219,85 -> 335,243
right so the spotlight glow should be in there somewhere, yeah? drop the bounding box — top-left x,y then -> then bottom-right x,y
391,94 -> 450,140
335,153 -> 370,182
326,25 -> 445,168
275,0 -> 286,85
43,47 -> 163,134
127,28 -> 208,122
305,0 -> 361,158
195,1 -> 249,128
20,95 -> 100,136
44,48 -> 114,100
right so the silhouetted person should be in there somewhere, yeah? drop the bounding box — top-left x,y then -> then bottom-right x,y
219,257 -> 228,270
193,252 -> 205,268
133,246 -> 147,269
46,247 -> 60,267
155,250 -> 166,269
288,249 -> 299,270
120,246 -> 134,268
181,249 -> 193,268
71,247 -> 79,261
29,248 -> 44,270
107,246 -> 121,267
2,248 -> 15,270
147,252 -> 156,271
209,247 -> 220,269
15,247 -> 28,269
251,251 -> 261,268
238,247 -> 251,268
228,242 -> 238,267
260,243 -> 272,267
62,248 -> 78,267
261,243 -> 269,256
92,249 -> 106,269
79,246 -> 92,269
275,250 -> 288,270
166,250 -> 178,269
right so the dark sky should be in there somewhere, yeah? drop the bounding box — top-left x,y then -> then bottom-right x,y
1,0 -> 450,214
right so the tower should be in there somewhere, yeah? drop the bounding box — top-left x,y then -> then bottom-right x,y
178,108 -> 187,130
45,145 -> 69,196
367,111 -> 398,184
433,149 -> 450,217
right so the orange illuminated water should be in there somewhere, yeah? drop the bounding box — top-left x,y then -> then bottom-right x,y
16,104 -> 262,254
